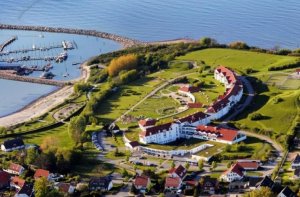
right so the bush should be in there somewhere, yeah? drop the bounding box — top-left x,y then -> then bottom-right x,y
250,113 -> 264,121
228,41 -> 250,49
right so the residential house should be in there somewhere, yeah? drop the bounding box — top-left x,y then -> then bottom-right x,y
15,183 -> 33,197
89,177 -> 113,191
1,138 -> 25,152
169,165 -> 187,180
0,171 -> 10,189
55,182 -> 75,194
236,160 -> 261,171
10,176 -> 25,190
200,176 -> 219,194
220,163 -> 244,182
165,177 -> 181,191
125,141 -> 140,151
4,163 -> 24,175
256,176 -> 274,189
278,186 -> 296,197
133,175 -> 151,193
34,169 -> 50,180
291,154 -> 300,169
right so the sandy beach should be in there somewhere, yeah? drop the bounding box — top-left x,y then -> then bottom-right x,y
0,61 -> 91,128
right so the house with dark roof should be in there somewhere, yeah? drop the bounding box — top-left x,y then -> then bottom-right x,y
55,182 -> 75,194
1,138 -> 25,152
169,165 -> 187,180
15,183 -> 33,197
4,163 -> 25,175
133,175 -> 151,193
34,169 -> 50,180
291,154 -> 300,169
125,141 -> 140,151
256,176 -> 274,189
89,176 -> 113,191
0,171 -> 10,189
278,186 -> 296,197
220,163 -> 245,182
200,176 -> 219,194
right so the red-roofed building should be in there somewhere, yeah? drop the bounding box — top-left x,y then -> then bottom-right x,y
236,160 -> 261,170
179,85 -> 200,93
133,175 -> 150,193
0,171 -> 10,189
169,165 -> 187,179
196,125 -> 246,144
165,177 -> 181,190
4,163 -> 24,175
10,176 -> 25,190
220,163 -> 245,182
34,169 -> 50,180
187,102 -> 202,108
138,118 -> 157,130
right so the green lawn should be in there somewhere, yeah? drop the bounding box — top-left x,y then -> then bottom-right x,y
177,48 -> 299,73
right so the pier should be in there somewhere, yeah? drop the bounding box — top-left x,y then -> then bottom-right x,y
0,36 -> 17,52
0,24 -> 144,48
0,70 -> 69,87
0,43 -> 63,56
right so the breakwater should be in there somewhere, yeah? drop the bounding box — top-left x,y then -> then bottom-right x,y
0,36 -> 17,52
0,71 -> 69,87
0,23 -> 144,48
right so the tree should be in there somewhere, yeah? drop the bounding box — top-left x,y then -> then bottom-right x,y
25,148 -> 39,165
198,159 -> 204,171
225,144 -> 232,152
171,161 -> 175,169
0,126 -> 7,135
227,161 -> 233,168
229,41 -> 250,49
107,54 -> 138,76
243,186 -> 275,197
68,115 -> 87,144
199,37 -> 217,47
211,161 -> 217,171
34,177 -> 49,197
185,162 -> 190,170
40,136 -> 59,151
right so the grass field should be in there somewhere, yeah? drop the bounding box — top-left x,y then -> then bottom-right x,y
177,48 -> 299,73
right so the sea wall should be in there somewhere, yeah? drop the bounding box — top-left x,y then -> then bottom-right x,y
0,23 -> 144,48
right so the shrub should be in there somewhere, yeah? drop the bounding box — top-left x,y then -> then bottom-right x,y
250,113 -> 264,121
228,41 -> 250,49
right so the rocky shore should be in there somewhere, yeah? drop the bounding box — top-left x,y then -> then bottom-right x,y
0,23 -> 144,48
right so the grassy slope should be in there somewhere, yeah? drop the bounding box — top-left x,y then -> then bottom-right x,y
177,48 -> 298,73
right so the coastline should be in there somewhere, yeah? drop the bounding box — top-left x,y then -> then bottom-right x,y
0,61 -> 91,127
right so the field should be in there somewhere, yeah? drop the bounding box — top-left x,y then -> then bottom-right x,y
177,48 -> 298,73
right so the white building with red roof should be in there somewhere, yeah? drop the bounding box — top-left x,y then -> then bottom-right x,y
4,163 -> 24,175
138,118 -> 157,131
133,175 -> 150,193
220,163 -> 245,182
236,160 -> 261,171
165,177 -> 182,191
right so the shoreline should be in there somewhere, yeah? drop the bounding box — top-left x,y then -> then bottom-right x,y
0,61 -> 91,127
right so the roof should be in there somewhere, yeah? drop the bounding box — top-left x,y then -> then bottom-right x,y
2,138 -> 24,149
207,98 -> 230,113
138,118 -> 156,127
89,177 -> 112,188
169,165 -> 186,179
57,182 -> 71,193
178,111 -> 210,124
256,176 -> 274,188
223,163 -> 244,177
237,161 -> 260,169
215,66 -> 237,84
248,177 -> 263,187
11,176 -> 25,188
134,175 -> 149,187
187,102 -> 202,108
292,154 -> 300,165
165,177 -> 181,188
8,163 -> 23,173
279,186 -> 296,197
0,171 -> 10,185
179,85 -> 200,93
201,176 -> 218,187
17,183 -> 33,197
140,122 -> 172,137
196,125 -> 239,142
34,169 -> 50,179
129,141 -> 140,148
296,68 -> 300,72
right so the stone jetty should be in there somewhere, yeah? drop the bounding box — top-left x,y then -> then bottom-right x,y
0,70 -> 69,87
0,36 -> 17,52
0,23 -> 144,48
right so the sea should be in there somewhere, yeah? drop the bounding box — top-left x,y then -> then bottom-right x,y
0,0 -> 300,117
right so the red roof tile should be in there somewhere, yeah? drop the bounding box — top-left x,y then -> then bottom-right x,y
187,102 -> 202,108
179,85 -> 200,93
8,163 -> 23,173
165,177 -> 181,188
34,169 -> 50,179
196,125 -> 239,142
237,161 -> 260,169
11,176 -> 25,188
134,175 -> 149,187
223,163 -> 244,177
138,118 -> 156,127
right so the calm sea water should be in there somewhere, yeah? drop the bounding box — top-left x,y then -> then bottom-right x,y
0,0 -> 300,117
